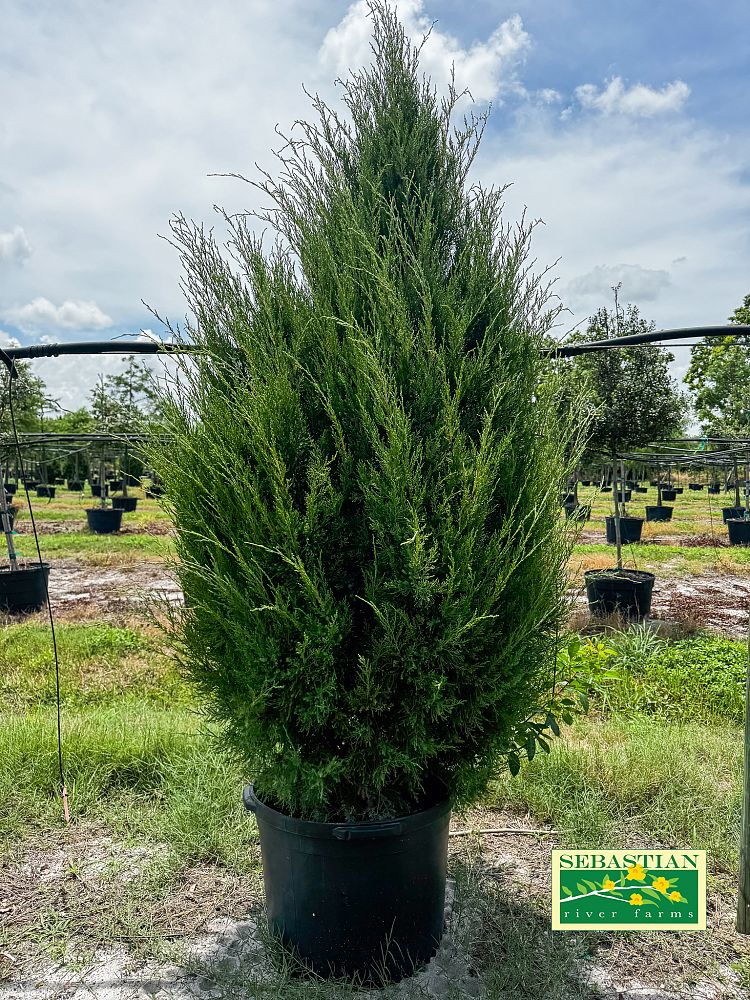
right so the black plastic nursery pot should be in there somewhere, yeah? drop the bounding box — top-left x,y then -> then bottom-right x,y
108,479 -> 124,492
112,496 -> 138,512
584,569 -> 655,620
2,505 -> 17,530
36,485 -> 55,498
0,563 -> 50,613
635,486 -> 648,493
564,503 -> 591,521
727,519 -> 750,546
146,485 -> 164,498
91,483 -> 102,497
722,507 -> 745,523
67,480 -> 83,491
673,487 -> 684,494
688,483 -> 703,491
614,490 -> 632,503
708,486 -> 721,495
645,505 -> 673,522
560,492 -> 577,507
85,508 -> 123,534
580,480 -> 591,486
605,515 -> 643,544
661,489 -> 677,502
244,785 -> 450,982
5,483 -> 17,495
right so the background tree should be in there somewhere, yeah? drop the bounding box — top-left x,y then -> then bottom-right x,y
571,304 -> 687,463
685,294 -> 750,437
0,360 -> 47,433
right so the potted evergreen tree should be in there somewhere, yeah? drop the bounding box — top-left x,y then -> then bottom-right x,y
568,305 -> 686,618
151,5 -> 585,982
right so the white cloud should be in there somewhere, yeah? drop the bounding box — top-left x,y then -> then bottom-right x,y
575,77 -> 689,117
320,1 -> 531,103
3,297 -> 113,333
566,263 -> 671,306
475,116 -> 750,380
0,226 -> 32,266
0,330 -> 21,349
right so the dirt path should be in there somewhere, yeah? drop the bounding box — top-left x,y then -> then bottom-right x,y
570,573 -> 750,637
45,559 -> 182,619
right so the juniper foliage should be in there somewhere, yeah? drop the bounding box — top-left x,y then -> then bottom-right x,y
152,3 -> 583,821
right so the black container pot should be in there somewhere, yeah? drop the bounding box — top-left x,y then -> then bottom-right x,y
584,568 -> 655,620
727,519 -> 750,546
645,505 -> 673,522
5,483 -> 17,495
673,487 -> 684,494
36,485 -> 56,498
90,483 -> 102,497
67,480 -> 83,491
243,785 -> 450,982
688,483 -> 703,490
1,505 -> 17,530
708,486 -> 721,495
54,477 -> 65,485
580,480 -> 591,486
146,485 -> 164,498
564,503 -> 591,522
0,563 -> 50,613
614,490 -> 632,503
85,508 -> 123,534
560,492 -> 577,507
722,507 -> 745,523
661,489 -> 677,502
109,479 -> 124,492
649,480 -> 659,487
635,486 -> 648,493
605,515 -> 644,544
112,496 -> 138,512
23,480 -> 38,489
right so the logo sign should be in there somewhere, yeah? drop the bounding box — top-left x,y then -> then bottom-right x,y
552,850 -> 706,930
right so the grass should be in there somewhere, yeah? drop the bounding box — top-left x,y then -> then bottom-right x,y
0,621 -> 189,709
487,715 -> 742,874
7,531 -> 172,560
0,579 -> 748,994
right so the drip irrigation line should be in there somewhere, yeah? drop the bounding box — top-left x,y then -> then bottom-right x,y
3,361 -> 69,825
0,324 -> 749,367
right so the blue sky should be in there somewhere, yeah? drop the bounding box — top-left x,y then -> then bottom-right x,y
1,0 -> 748,406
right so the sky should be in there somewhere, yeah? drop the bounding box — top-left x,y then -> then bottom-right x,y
1,0 -> 749,410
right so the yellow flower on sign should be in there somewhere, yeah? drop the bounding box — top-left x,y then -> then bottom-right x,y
626,863 -> 647,881
652,876 -> 670,893
629,893 -> 643,906
602,877 -> 616,891
669,891 -> 681,902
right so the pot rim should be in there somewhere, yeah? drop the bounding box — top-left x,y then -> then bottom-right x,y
243,784 -> 451,840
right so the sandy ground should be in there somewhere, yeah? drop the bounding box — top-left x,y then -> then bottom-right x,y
0,810 -> 747,1000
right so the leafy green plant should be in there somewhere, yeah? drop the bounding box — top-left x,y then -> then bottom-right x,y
506,635 -> 620,775
150,3 -> 586,821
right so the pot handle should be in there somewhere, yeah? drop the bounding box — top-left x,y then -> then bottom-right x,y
242,786 -> 257,813
332,822 -> 403,841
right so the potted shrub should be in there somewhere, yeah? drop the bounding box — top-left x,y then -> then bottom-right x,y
564,304 -> 686,618
85,457 -> 123,534
150,7 -> 585,982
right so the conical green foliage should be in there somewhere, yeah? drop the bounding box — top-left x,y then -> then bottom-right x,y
152,3 -> 584,821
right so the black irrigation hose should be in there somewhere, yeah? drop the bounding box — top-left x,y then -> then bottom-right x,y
0,324 -> 749,365
3,362 -> 69,823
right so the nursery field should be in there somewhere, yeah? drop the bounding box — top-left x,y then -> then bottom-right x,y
2,481 -> 750,999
